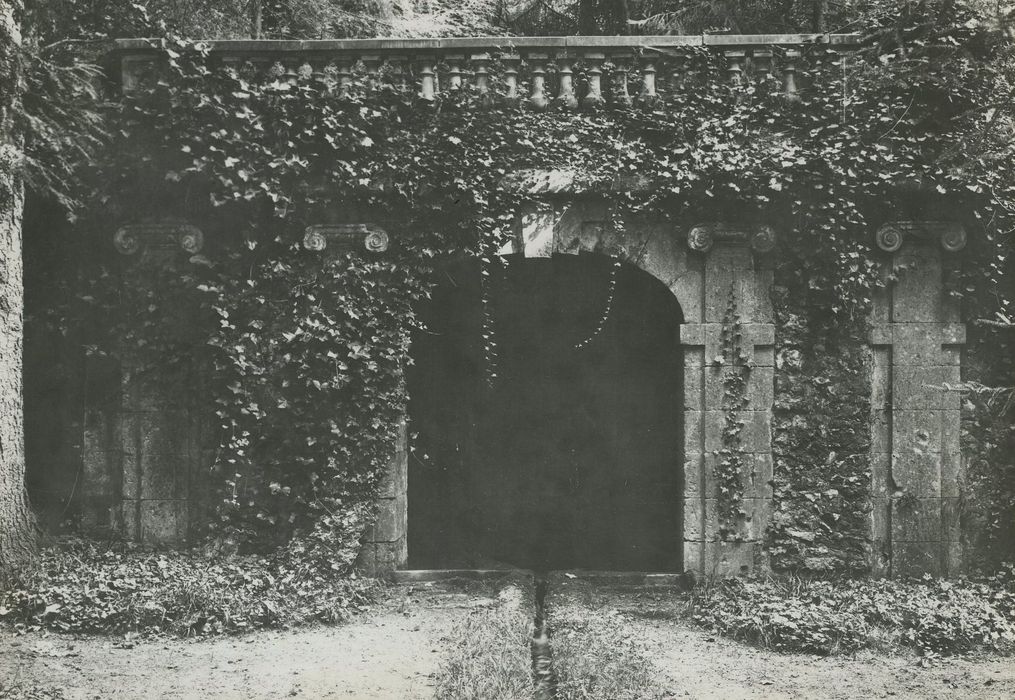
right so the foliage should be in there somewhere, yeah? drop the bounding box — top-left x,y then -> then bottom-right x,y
690,568 -> 1015,655
767,286 -> 872,573
0,539 -> 379,636
433,585 -> 533,700
51,0 -> 1015,566
552,606 -> 666,700
961,322 -> 1015,566
715,290 -> 751,539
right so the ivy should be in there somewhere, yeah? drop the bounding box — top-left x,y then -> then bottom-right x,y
66,0 -> 1015,566
715,289 -> 751,540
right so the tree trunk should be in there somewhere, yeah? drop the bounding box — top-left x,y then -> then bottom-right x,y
0,0 -> 38,585
811,0 -> 827,32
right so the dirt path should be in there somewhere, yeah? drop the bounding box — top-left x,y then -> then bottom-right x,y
546,574 -> 1015,700
1,578 -> 527,700
5,574 -> 1015,699
638,616 -> 1015,700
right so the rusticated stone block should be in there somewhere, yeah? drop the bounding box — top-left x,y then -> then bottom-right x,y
871,453 -> 890,498
683,367 -> 704,411
682,344 -> 707,369
894,410 -> 943,453
140,453 -> 188,499
639,228 -> 690,292
121,450 -> 139,500
377,445 -> 408,499
683,540 -> 704,572
703,540 -> 760,576
941,497 -> 962,542
370,537 -> 407,575
891,497 -> 943,542
871,497 -> 890,543
891,451 -> 942,496
364,497 -> 402,543
139,499 -> 189,544
891,324 -> 964,366
893,541 -> 943,577
944,541 -> 963,576
683,497 -> 704,540
683,452 -> 704,497
941,451 -> 962,498
683,410 -> 703,454
743,497 -> 773,540
704,411 -> 771,453
138,411 -> 191,455
893,366 -> 960,410
670,270 -> 704,324
745,453 -> 773,499
871,410 -> 890,454
892,252 -> 943,323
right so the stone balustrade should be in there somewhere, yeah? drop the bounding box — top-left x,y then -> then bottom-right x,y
113,34 -> 861,106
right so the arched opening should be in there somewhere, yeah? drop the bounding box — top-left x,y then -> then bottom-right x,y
407,254 -> 684,571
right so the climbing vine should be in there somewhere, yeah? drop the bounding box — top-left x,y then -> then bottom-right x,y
715,290 -> 751,539
67,0 -> 1015,567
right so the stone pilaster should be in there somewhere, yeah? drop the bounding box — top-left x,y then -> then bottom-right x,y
85,221 -> 207,544
870,221 -> 966,576
680,223 -> 776,575
357,421 -> 409,575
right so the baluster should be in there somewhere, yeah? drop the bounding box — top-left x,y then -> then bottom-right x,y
528,53 -> 549,111
554,53 -> 578,110
725,50 -> 745,85
251,58 -> 272,83
362,54 -> 381,90
222,55 -> 241,78
502,53 -> 521,105
753,49 -> 773,81
581,52 -> 606,110
298,58 -> 314,83
611,54 -> 633,106
388,55 -> 409,92
310,58 -> 326,88
665,53 -> 685,96
269,60 -> 286,83
418,56 -> 436,101
638,55 -> 659,105
446,54 -> 464,90
337,57 -> 354,97
782,50 -> 800,101
284,59 -> 300,86
472,53 -> 490,94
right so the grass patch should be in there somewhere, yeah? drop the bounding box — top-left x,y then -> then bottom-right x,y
433,586 -> 533,700
551,606 -> 670,700
0,538 -> 380,637
690,568 -> 1015,656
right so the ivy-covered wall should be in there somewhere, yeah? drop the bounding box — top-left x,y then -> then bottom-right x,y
768,283 -> 873,574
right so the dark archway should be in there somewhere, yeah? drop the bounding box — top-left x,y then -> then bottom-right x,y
407,254 -> 684,571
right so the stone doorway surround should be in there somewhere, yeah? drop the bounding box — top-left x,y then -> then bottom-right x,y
361,198 -> 779,576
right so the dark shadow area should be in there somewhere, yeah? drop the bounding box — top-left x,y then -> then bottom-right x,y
408,254 -> 683,571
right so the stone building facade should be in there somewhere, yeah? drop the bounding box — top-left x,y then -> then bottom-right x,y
80,35 -> 971,578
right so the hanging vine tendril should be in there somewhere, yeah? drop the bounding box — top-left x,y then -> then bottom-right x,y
575,256 -> 622,351
479,253 -> 502,387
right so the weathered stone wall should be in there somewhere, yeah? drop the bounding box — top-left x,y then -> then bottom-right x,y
75,209 -> 979,578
